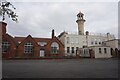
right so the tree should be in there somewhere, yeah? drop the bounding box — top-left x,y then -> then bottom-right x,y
0,0 -> 18,22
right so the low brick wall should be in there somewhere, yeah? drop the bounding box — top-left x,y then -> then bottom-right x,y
3,56 -> 82,60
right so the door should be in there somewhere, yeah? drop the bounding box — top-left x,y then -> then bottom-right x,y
40,50 -> 45,57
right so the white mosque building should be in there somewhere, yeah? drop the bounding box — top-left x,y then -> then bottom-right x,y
58,12 -> 118,58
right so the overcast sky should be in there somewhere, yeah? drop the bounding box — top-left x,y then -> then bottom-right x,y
1,1 -> 118,38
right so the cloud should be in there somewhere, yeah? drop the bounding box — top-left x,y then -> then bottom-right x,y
4,2 -> 118,38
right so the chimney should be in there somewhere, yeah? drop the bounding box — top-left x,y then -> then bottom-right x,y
107,33 -> 110,40
0,22 -> 7,35
86,31 -> 89,35
52,29 -> 55,38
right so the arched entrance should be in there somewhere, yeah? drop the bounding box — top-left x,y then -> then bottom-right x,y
115,48 -> 118,57
111,48 -> 114,57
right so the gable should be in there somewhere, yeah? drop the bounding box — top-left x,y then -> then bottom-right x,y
18,35 -> 39,47
2,34 -> 16,46
48,36 -> 64,47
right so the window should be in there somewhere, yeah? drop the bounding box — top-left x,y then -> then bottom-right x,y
76,47 -> 79,50
94,39 -> 97,45
51,42 -> 59,54
83,46 -> 87,48
38,42 -> 47,46
84,49 -> 90,57
71,47 -> 74,53
75,37 -> 78,44
104,48 -> 107,54
67,37 -> 69,44
18,41 -> 21,44
91,41 -> 94,44
71,37 -> 75,44
80,49 -> 83,55
2,41 -> 10,53
102,42 -> 106,46
76,47 -> 79,53
99,42 -> 101,44
99,48 -> 102,53
67,47 -> 70,53
24,42 -> 33,53
95,41 -> 97,44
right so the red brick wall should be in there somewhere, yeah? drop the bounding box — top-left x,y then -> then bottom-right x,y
0,22 -> 7,35
45,37 -> 64,57
17,35 -> 40,58
2,34 -> 16,59
2,35 -> 64,58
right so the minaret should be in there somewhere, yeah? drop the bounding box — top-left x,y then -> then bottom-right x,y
76,12 -> 85,35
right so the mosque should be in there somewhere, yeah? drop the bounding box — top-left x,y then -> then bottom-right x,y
58,12 -> 119,58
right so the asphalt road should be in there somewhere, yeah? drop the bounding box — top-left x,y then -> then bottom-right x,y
2,58 -> 119,78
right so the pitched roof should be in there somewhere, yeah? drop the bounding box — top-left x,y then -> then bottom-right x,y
15,35 -> 40,46
34,38 -> 51,43
14,36 -> 51,43
53,36 -> 64,46
3,33 -> 16,45
14,36 -> 63,46
14,37 -> 25,43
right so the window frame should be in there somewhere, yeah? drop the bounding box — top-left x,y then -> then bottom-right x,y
104,48 -> 107,54
2,41 -> 10,53
99,48 -> 102,53
67,47 -> 70,53
24,42 -> 33,54
51,42 -> 59,54
71,47 -> 74,53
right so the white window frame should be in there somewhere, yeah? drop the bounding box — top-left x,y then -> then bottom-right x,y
51,42 -> 59,54
38,42 -> 47,46
24,42 -> 33,53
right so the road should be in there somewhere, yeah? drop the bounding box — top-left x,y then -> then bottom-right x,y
2,58 -> 118,78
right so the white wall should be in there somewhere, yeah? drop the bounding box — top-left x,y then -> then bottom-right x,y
105,39 -> 118,50
91,47 -> 112,58
64,34 -> 86,56
58,32 -> 116,56
87,35 -> 107,46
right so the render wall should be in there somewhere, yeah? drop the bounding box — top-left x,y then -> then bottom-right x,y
105,40 -> 118,50
91,47 -> 112,58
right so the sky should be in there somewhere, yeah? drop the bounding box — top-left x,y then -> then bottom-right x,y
1,1 -> 118,38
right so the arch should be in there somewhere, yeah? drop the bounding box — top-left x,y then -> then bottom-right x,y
115,48 -> 118,57
51,42 -> 59,54
111,48 -> 113,56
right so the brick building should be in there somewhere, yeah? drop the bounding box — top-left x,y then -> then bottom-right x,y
1,22 -> 64,59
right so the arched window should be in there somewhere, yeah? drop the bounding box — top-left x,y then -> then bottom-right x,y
51,42 -> 59,54
24,42 -> 33,53
2,41 -> 10,53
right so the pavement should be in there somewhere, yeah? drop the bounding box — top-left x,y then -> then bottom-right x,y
2,58 -> 119,78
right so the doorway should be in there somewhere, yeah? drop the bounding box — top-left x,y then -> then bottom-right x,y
40,50 -> 45,57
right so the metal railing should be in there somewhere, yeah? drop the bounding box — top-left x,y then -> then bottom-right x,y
65,31 -> 115,37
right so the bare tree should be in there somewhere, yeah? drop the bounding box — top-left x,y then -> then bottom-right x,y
0,0 -> 18,22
